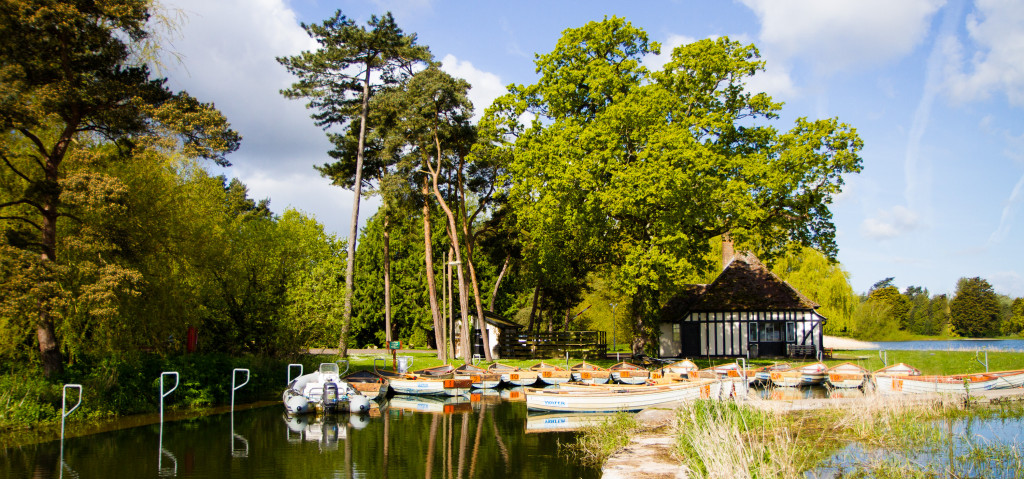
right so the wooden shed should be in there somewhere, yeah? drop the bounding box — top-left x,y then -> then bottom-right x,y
658,252 -> 825,358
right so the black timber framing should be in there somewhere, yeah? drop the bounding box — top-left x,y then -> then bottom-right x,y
679,310 -> 825,358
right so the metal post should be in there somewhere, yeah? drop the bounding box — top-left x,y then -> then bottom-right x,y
158,371 -> 178,477
231,368 -> 250,413
159,372 -> 179,424
736,358 -> 748,398
287,363 -> 303,384
878,350 -> 887,367
59,384 -> 82,479
975,350 -> 989,373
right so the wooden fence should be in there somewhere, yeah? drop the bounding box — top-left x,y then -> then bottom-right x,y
499,331 -> 607,360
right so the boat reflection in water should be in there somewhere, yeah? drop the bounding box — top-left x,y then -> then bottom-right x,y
525,412 -> 617,433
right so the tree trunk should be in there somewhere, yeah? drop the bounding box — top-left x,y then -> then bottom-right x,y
421,179 -> 445,361
383,206 -> 392,343
455,159 -> 493,361
630,285 -> 660,356
446,248 -> 455,363
338,68 -> 373,356
526,287 -> 539,334
488,256 -> 510,312
464,258 -> 493,361
427,136 -> 473,364
37,155 -> 63,377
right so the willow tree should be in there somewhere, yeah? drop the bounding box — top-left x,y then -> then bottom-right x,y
278,11 -> 430,355
0,0 -> 240,375
508,18 -> 863,354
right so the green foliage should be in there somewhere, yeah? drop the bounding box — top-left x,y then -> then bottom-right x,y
771,246 -> 857,335
852,299 -> 899,341
868,285 -> 910,330
950,277 -> 1001,337
507,19 -> 862,353
1004,298 -> 1024,336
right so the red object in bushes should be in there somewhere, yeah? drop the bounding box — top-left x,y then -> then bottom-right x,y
186,326 -> 198,353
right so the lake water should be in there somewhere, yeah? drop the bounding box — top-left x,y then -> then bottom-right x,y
865,339 -> 1024,352
1,394 -> 601,479
810,413 -> 1024,477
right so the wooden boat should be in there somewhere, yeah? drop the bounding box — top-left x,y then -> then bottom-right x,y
990,368 -> 1024,389
770,362 -> 828,387
752,363 -> 791,384
826,362 -> 868,389
570,362 -> 611,384
609,362 -> 650,385
387,365 -> 472,396
872,363 -> 923,394
489,362 -> 539,387
651,359 -> 698,381
890,372 -> 1001,394
454,363 -> 502,389
342,369 -> 389,401
530,362 -> 572,386
525,378 -> 721,412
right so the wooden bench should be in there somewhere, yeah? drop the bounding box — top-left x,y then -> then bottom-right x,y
789,345 -> 832,359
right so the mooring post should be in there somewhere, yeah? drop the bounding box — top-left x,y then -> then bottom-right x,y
59,384 -> 83,479
231,368 -> 250,413
974,350 -> 989,373
158,371 -> 179,477
878,350 -> 888,367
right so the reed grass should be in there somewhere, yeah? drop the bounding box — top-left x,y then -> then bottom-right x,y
563,412 -> 643,466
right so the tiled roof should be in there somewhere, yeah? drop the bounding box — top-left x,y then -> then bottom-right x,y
663,253 -> 819,318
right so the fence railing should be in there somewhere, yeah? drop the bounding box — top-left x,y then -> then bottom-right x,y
502,331 -> 607,359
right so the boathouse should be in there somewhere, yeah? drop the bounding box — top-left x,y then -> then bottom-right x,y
658,250 -> 825,359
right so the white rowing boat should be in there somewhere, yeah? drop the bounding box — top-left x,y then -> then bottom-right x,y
525,378 -> 720,412
609,361 -> 650,385
454,363 -> 502,389
530,362 -> 572,386
570,362 -> 611,384
770,362 -> 828,387
387,365 -> 472,396
872,363 -> 922,395
826,362 -> 868,389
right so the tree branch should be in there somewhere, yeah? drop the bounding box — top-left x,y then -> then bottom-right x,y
1,153 -> 34,182
17,128 -> 51,161
0,215 -> 43,231
0,198 -> 45,213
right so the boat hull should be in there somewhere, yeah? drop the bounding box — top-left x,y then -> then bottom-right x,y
525,379 -> 720,412
389,377 -> 472,396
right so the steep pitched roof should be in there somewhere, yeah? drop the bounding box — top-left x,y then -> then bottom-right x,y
663,253 -> 819,318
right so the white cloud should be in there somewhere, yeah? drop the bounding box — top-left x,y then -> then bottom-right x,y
861,205 -> 921,239
440,54 -> 507,118
643,34 -> 697,73
741,0 -> 945,73
989,172 -> 1024,245
944,0 -> 1024,106
160,0 -> 330,172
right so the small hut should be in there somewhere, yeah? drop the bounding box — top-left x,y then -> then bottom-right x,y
658,252 -> 825,358
454,311 -> 522,360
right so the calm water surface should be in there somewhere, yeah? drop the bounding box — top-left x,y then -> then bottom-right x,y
869,339 -> 1024,352
1,393 -> 601,479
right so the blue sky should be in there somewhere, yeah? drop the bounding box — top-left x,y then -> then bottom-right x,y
159,0 -> 1024,297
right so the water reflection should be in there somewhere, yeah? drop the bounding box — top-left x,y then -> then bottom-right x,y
3,397 -> 599,478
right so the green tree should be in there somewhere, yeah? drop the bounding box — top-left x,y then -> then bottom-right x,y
507,18 -> 862,354
278,11 -> 430,357
852,299 -> 896,341
950,277 -> 1000,338
0,0 -> 239,375
771,246 -> 857,335
1005,297 -> 1024,336
867,283 -> 910,330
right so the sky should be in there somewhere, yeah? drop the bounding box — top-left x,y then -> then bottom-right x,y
157,0 -> 1024,298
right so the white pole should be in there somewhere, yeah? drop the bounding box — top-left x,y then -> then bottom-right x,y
231,368 -> 250,413
59,384 -> 82,479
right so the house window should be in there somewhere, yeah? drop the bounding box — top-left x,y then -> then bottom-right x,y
786,322 -> 796,342
672,323 -> 681,344
748,322 -> 758,342
756,322 -> 784,342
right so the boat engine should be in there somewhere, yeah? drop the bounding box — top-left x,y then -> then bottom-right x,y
322,378 -> 340,412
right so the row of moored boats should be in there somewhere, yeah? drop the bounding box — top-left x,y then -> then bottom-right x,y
282,360 -> 1024,414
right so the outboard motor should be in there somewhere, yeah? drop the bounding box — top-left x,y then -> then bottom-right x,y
322,378 -> 340,413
